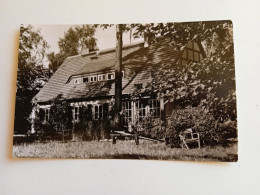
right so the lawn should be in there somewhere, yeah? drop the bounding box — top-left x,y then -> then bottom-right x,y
12,140 -> 238,162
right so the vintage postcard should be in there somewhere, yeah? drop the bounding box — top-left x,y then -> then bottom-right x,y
12,21 -> 237,161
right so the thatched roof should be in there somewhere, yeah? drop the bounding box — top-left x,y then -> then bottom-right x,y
34,38 -> 189,103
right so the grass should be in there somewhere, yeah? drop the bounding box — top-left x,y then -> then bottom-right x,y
12,140 -> 238,162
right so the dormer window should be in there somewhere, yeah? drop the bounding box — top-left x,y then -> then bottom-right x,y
83,77 -> 89,83
73,70 -> 124,84
98,74 -> 106,81
107,73 -> 115,80
74,78 -> 82,84
90,75 -> 97,82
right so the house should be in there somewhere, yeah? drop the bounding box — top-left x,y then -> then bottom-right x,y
31,37 -> 206,133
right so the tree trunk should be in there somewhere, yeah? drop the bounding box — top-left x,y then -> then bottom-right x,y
114,24 -> 123,131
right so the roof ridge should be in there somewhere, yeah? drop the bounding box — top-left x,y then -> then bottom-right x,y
99,41 -> 144,54
66,41 -> 144,59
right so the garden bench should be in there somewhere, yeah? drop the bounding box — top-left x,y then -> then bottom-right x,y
179,128 -> 200,149
110,132 -> 139,145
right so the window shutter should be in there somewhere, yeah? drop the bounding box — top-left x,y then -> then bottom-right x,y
87,104 -> 93,120
72,106 -> 75,122
67,105 -> 73,128
103,103 -> 109,120
38,108 -> 45,122
79,106 -> 83,122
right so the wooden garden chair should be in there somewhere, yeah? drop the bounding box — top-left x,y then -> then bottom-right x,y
179,128 -> 200,149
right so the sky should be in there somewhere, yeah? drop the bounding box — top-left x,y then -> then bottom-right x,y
33,24 -> 143,54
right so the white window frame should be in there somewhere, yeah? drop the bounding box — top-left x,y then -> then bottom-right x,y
74,78 -> 82,84
148,99 -> 160,118
83,77 -> 89,83
90,75 -> 97,82
98,74 -> 106,81
74,106 -> 80,122
136,101 -> 147,123
45,108 -> 50,122
94,104 -> 103,120
107,72 -> 115,80
122,101 -> 132,123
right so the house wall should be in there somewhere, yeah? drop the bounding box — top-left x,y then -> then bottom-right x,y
69,99 -> 112,122
33,97 -> 163,133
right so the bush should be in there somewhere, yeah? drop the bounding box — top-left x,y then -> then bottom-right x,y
74,120 -> 112,141
99,121 -> 111,140
166,106 -> 217,145
139,118 -> 166,140
217,119 -> 237,144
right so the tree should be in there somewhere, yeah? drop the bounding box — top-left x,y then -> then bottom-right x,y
97,24 -> 134,131
49,99 -> 69,132
49,25 -> 97,72
114,24 -> 123,131
132,21 -> 236,123
97,21 -> 236,138
15,25 -> 50,134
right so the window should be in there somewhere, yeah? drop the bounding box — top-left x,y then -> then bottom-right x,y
122,101 -> 132,123
83,77 -> 89,83
94,105 -> 103,120
90,75 -> 97,82
98,74 -> 106,81
45,108 -> 50,121
74,78 -> 82,84
107,73 -> 115,80
136,101 -> 146,122
149,99 -> 160,118
74,106 -> 80,122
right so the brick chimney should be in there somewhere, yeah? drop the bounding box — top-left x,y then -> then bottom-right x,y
80,47 -> 90,55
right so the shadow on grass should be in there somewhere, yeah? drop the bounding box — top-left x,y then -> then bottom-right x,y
91,153 -> 238,162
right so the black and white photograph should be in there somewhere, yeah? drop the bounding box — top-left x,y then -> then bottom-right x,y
12,21 -> 237,161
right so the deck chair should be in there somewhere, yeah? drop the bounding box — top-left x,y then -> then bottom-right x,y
179,128 -> 200,149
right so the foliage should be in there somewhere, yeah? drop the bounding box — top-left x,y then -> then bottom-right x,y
48,25 -> 97,72
105,21 -> 236,143
141,118 -> 165,140
217,119 -> 237,144
135,21 -> 236,123
74,120 -> 111,141
48,99 -> 69,131
31,106 -> 51,133
15,25 -> 51,134
166,106 -> 217,145
128,21 -> 237,145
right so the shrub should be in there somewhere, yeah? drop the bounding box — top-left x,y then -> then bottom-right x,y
166,106 -> 217,145
74,120 -> 112,141
217,119 -> 237,144
140,118 -> 166,140
99,121 -> 111,140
